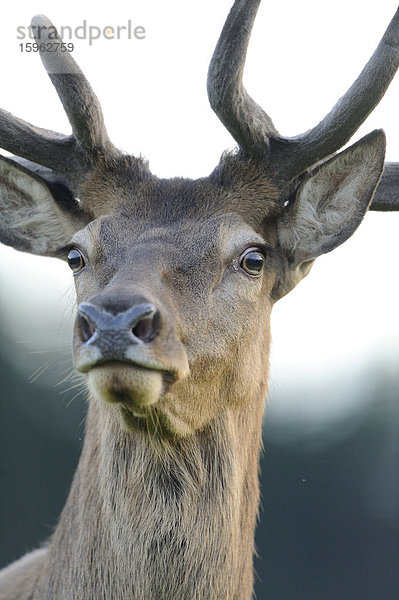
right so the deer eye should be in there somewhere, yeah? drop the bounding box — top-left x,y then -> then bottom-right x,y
239,248 -> 265,277
67,248 -> 85,273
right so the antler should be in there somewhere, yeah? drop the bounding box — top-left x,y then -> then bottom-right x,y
207,0 -> 278,157
0,15 -> 118,193
208,0 -> 399,209
370,163 -> 399,211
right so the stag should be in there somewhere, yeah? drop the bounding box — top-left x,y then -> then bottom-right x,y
0,1 -> 398,598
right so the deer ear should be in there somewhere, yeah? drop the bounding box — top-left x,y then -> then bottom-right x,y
0,155 -> 86,257
278,130 -> 386,264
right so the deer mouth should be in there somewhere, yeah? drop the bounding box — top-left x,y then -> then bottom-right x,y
87,361 -> 176,417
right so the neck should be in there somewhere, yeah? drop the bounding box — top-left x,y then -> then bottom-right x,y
34,396 -> 264,600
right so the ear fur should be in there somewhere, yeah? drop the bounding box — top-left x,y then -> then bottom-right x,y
0,155 -> 85,257
278,130 -> 386,264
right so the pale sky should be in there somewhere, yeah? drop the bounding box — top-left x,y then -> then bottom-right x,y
0,0 -> 398,423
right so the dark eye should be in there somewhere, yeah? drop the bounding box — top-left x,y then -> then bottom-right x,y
67,248 -> 85,273
239,248 -> 265,277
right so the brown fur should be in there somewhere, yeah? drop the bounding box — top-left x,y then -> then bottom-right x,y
0,134 -> 385,598
0,158 -> 279,600
0,3 -> 390,595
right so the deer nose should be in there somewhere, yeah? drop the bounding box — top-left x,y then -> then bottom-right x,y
73,295 -> 189,379
74,302 -> 161,372
76,301 -> 161,346
74,301 -> 162,372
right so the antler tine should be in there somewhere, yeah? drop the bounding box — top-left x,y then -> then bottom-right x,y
0,15 -> 117,192
370,163 -> 399,211
0,110 -> 76,171
271,7 -> 399,181
31,15 -> 112,154
207,0 -> 279,158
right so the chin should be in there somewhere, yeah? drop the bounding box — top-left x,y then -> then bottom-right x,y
87,363 -> 160,426
87,362 -> 194,437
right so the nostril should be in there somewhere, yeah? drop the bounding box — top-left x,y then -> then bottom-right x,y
76,301 -> 161,347
132,309 -> 160,343
78,312 -> 96,343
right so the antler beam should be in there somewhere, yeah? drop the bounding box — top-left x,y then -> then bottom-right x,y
208,0 -> 399,209
371,163 -> 399,210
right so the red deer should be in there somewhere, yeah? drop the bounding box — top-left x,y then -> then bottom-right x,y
0,1 -> 398,598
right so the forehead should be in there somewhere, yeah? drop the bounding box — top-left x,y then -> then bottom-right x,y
81,153 -> 282,226
74,212 -> 268,260
75,160 -> 281,259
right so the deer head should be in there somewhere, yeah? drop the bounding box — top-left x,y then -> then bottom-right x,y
0,2 -> 398,439
1,2 -> 399,599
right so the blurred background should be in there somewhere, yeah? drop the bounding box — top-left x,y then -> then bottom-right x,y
0,1 -> 398,598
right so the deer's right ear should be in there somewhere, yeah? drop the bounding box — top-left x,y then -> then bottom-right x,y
273,130 -> 386,300
0,155 -> 86,257
278,130 -> 386,262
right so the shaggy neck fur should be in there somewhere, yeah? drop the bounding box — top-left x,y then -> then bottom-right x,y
32,394 -> 264,600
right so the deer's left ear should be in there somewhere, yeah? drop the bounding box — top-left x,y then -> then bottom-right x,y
278,130 -> 386,264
